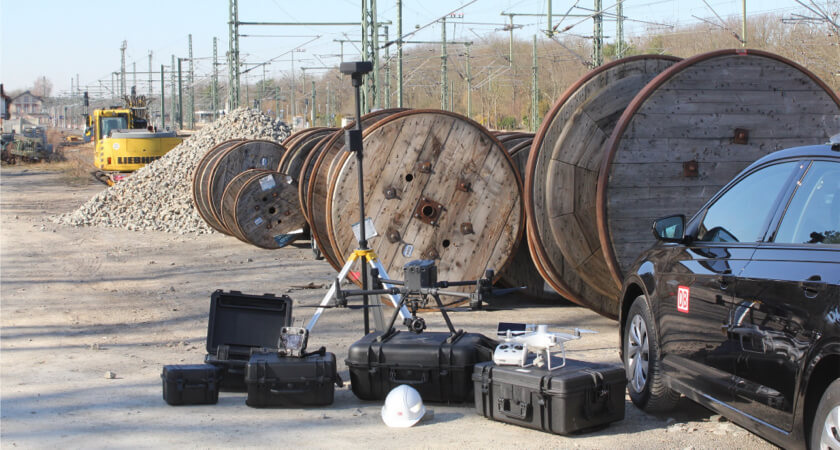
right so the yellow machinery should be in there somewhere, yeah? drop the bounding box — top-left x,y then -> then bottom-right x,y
90,88 -> 183,185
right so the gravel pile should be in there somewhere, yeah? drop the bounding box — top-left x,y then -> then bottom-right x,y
55,108 -> 291,234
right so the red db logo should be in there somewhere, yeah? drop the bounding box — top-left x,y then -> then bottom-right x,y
677,286 -> 690,313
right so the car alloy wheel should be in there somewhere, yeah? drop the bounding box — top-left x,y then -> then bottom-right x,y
818,404 -> 840,449
627,314 -> 649,393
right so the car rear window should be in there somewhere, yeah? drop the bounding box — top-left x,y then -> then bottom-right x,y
774,160 -> 840,245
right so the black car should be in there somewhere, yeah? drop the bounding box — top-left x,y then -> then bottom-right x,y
618,137 -> 840,449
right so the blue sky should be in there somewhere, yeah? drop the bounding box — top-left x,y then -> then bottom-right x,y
1,0 -> 803,96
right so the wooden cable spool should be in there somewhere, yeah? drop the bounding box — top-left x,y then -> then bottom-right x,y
325,109 -> 524,289
297,132 -> 335,226
220,169 -> 306,249
278,127 -> 338,183
597,49 -> 840,294
504,135 -> 535,176
192,139 -> 247,234
306,109 -> 408,270
280,127 -> 330,155
525,55 -> 681,319
492,134 -> 559,300
203,140 -> 287,235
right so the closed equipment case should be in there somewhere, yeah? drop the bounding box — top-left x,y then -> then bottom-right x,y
161,364 -> 222,406
346,330 -> 495,403
245,350 -> 338,407
473,359 -> 625,434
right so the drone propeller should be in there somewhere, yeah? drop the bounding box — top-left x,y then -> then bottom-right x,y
297,303 -> 383,310
422,302 -> 557,313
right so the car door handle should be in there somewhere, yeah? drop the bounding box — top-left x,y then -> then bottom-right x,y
801,279 -> 824,299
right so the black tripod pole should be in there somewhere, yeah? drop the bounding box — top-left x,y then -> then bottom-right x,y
341,61 -> 373,334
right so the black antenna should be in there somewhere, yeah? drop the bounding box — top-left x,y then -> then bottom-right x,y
339,61 -> 374,333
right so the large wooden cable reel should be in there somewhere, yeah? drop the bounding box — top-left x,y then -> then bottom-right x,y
525,55 -> 681,319
597,49 -> 840,290
278,127 -> 337,183
326,109 -> 525,289
192,139 -> 247,234
220,169 -> 305,249
305,108 -> 408,271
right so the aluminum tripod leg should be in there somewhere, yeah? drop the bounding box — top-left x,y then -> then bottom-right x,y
306,254 -> 409,332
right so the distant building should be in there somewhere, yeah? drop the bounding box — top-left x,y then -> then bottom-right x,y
10,90 -> 50,125
1,84 -> 11,121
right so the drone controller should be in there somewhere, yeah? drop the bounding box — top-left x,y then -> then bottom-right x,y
493,342 -> 529,366
277,326 -> 309,357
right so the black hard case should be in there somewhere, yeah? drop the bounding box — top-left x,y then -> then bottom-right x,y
473,359 -> 625,434
161,364 -> 222,406
204,290 -> 293,391
346,330 -> 495,403
245,350 -> 338,407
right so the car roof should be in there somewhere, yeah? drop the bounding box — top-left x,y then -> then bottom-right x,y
745,137 -> 840,171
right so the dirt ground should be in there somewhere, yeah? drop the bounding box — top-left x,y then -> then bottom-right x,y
0,165 -> 779,449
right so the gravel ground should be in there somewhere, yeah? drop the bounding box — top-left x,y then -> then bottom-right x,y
1,166 -> 779,449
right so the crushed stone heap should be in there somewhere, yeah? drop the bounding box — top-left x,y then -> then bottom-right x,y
55,108 -> 291,234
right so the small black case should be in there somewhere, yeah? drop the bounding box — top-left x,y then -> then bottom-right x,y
245,349 -> 338,407
346,330 -> 495,403
161,364 -> 222,406
204,290 -> 293,392
473,359 -> 625,434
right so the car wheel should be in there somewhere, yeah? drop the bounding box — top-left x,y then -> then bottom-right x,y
624,295 -> 680,412
811,378 -> 840,450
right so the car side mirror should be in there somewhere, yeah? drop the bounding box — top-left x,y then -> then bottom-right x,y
652,214 -> 686,242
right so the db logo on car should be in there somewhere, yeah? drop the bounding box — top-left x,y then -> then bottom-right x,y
677,286 -> 690,313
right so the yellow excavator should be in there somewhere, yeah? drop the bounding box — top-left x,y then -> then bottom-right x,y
89,88 -> 183,185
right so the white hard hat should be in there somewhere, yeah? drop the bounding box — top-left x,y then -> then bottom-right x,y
381,385 -> 426,428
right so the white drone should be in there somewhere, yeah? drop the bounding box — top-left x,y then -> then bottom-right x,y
493,323 -> 596,370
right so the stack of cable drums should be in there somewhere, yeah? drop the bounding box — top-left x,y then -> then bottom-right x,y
192,139 -> 306,249
525,50 -> 840,319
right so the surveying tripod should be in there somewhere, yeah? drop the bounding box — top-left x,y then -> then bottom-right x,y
304,61 -> 409,335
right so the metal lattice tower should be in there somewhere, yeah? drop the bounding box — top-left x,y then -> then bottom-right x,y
397,0 -> 403,108
120,40 -> 127,98
441,17 -> 447,110
616,0 -> 624,58
148,51 -> 153,97
212,37 -> 219,120
361,0 -> 379,112
188,34 -> 195,128
228,0 -> 240,109
531,35 -> 538,132
170,55 -> 177,128
384,25 -> 391,109
466,43 -> 472,118
592,0 -> 603,67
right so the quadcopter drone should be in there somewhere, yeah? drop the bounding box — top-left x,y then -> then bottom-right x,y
493,323 -> 596,370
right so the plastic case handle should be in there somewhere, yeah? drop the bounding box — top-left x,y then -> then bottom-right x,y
497,398 -> 530,420
389,369 -> 429,385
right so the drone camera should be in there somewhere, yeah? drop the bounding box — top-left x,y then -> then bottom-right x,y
404,316 -> 427,334
403,260 -> 437,291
